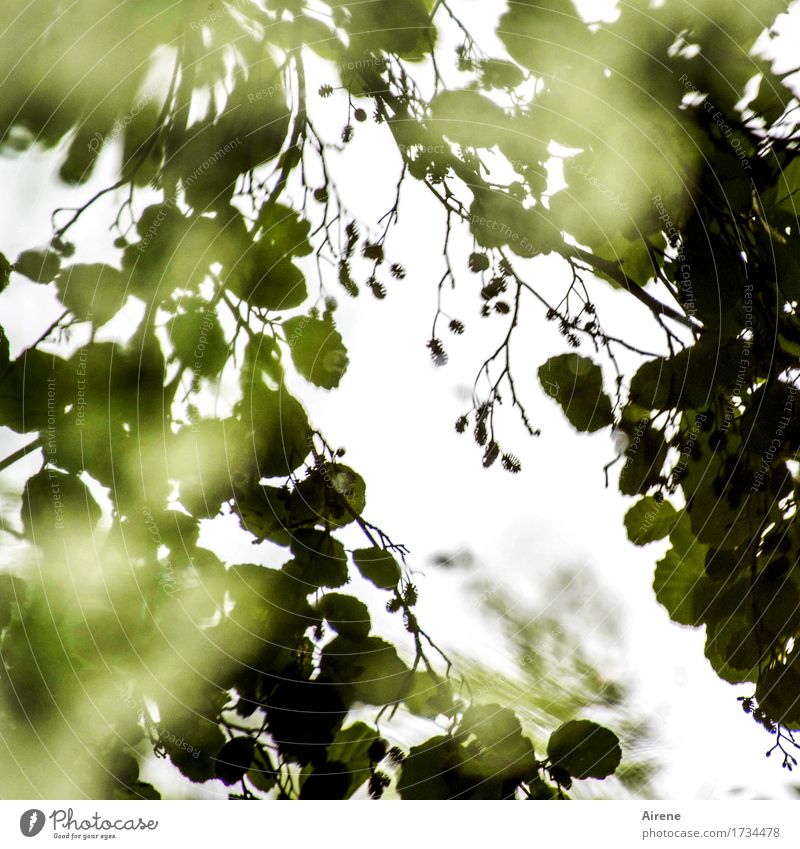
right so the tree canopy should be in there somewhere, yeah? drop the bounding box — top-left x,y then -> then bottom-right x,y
1,0 -> 800,798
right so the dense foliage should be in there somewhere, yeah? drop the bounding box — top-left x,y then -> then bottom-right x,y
1,0 -> 799,797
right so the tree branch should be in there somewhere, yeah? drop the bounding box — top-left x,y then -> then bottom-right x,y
0,437 -> 42,474
568,246 -> 698,331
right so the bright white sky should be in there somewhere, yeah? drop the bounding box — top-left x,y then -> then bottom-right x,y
2,0 -> 800,800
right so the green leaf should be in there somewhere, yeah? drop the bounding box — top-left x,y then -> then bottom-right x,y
403,671 -> 454,718
169,306 -> 228,379
235,256 -> 308,312
0,574 -> 22,632
268,17 -> 342,60
430,89 -> 507,148
264,678 -> 346,767
756,657 -> 800,725
459,704 -> 539,782
247,746 -> 278,796
318,593 -> 371,640
0,252 -> 11,292
283,315 -> 349,389
215,736 -> 256,786
21,468 -> 102,545
14,249 -> 61,283
628,354 -> 683,411
538,354 -> 614,432
239,382 -> 311,478
0,348 -> 66,433
288,464 -> 366,528
757,574 -> 800,641
352,547 -> 401,590
479,59 -> 525,91
112,781 -> 161,801
525,774 -> 561,799
56,263 -> 127,325
326,722 -> 379,798
775,158 -> 800,214
58,122 -> 106,185
705,603 -> 762,685
653,513 -> 711,628
228,564 -> 315,642
298,761 -> 352,799
547,720 -> 621,780
121,101 -> 163,187
285,529 -> 349,590
468,186 -> 546,257
320,635 -> 409,706
233,483 -> 293,546
256,202 -> 313,258
171,419 -> 240,518
162,718 -> 225,784
344,0 -> 436,60
777,332 -> 800,360
628,338 -> 738,412
397,736 -> 461,799
624,497 -> 678,545
618,416 -> 667,497
241,334 -> 284,388
126,209 -> 222,298
498,0 -> 590,78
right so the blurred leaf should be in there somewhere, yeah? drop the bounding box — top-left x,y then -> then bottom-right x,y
171,419 -> 239,518
430,89 -> 507,147
239,382 -> 311,478
0,348 -> 65,433
479,59 -> 525,91
0,574 -> 22,632
56,263 -> 127,324
14,249 -> 60,283
121,101 -> 163,186
344,0 -> 436,60
169,306 -> 227,379
21,468 -> 101,544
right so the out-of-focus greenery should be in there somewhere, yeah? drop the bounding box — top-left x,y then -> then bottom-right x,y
460,567 -> 657,798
